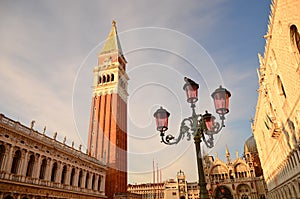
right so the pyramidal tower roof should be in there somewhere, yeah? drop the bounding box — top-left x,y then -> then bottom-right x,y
225,145 -> 230,157
99,20 -> 123,55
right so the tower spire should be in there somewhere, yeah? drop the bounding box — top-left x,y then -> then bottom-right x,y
226,145 -> 231,163
99,20 -> 124,56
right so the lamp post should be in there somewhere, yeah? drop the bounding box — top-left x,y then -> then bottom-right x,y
153,77 -> 231,199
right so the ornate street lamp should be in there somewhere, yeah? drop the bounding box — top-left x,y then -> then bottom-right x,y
153,77 -> 231,199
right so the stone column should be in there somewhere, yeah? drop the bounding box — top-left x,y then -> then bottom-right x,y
56,162 -> 62,184
81,170 -> 87,188
45,158 -> 52,181
5,144 -> 14,173
89,173 -> 93,190
21,151 -> 29,176
94,175 -> 99,191
74,168 -> 79,188
20,150 -> 29,182
101,175 -> 105,192
65,165 -> 71,186
34,154 -> 41,179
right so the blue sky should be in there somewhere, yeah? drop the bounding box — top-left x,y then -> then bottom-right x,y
0,0 -> 271,183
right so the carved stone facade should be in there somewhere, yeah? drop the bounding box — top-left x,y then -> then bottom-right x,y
127,182 -> 164,199
128,137 -> 267,199
252,0 -> 300,198
0,113 -> 106,199
204,139 -> 267,199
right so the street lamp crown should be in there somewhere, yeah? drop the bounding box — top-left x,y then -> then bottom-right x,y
211,85 -> 231,115
153,106 -> 170,132
183,77 -> 199,103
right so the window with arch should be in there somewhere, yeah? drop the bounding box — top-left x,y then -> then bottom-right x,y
70,167 -> 75,186
91,174 -> 95,190
11,150 -> 21,174
51,162 -> 58,182
111,74 -> 115,82
85,172 -> 89,189
290,25 -> 300,73
39,158 -> 47,179
107,74 -> 110,82
78,170 -> 83,187
61,165 -> 67,184
26,155 -> 35,177
0,145 -> 5,170
234,163 -> 248,179
290,25 -> 300,54
277,75 -> 286,99
103,75 -> 106,83
98,76 -> 102,84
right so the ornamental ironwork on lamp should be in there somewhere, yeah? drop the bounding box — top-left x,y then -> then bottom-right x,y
153,78 -> 231,148
153,77 -> 231,199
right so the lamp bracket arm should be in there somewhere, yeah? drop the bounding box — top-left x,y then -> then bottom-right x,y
160,135 -> 176,145
188,114 -> 202,135
160,116 -> 196,145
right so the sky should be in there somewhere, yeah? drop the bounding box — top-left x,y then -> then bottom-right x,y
0,0 -> 271,184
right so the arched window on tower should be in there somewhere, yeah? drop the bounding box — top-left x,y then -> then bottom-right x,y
111,74 -> 115,82
39,158 -> 47,179
107,74 -> 110,82
103,76 -> 106,83
61,165 -> 67,184
51,162 -> 58,182
26,155 -> 35,177
98,76 -> 102,84
0,145 -> 5,171
70,167 -> 75,186
11,150 -> 21,174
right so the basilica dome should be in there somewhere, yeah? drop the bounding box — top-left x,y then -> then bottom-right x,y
244,135 -> 258,153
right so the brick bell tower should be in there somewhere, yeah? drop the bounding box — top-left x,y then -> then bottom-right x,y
87,20 -> 128,199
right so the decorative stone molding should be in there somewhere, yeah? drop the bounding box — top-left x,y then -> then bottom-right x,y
0,113 -> 106,198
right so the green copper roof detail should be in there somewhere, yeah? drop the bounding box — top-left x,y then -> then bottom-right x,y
99,20 -> 123,55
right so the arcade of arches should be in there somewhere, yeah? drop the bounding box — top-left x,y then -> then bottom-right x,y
0,114 -> 106,199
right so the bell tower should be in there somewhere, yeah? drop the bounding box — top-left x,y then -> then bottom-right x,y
87,20 -> 128,199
